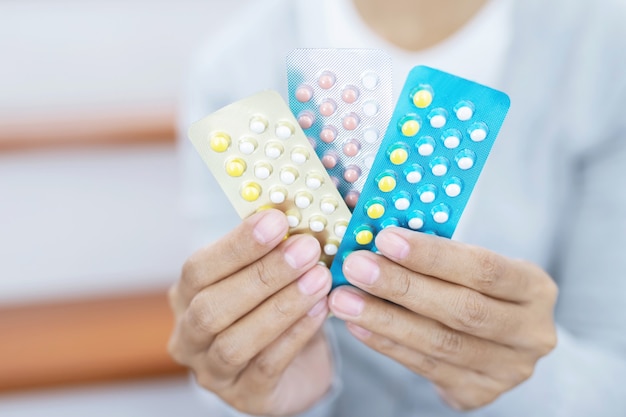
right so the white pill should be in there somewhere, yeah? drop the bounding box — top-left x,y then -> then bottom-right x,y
334,223 -> 347,238
406,171 -> 422,183
321,201 -> 336,214
306,177 -> 322,189
432,164 -> 448,176
275,124 -> 293,139
394,198 -> 411,211
270,191 -> 286,204
287,215 -> 300,228
408,217 -> 424,230
430,115 -> 446,128
324,243 -> 338,256
361,71 -> 379,90
266,147 -> 281,159
310,220 -> 325,232
296,195 -> 312,208
364,154 -> 375,169
239,141 -> 255,154
280,170 -> 296,184
420,191 -> 435,203
445,183 -> 462,197
418,143 -> 434,156
249,118 -> 267,133
456,106 -> 473,121
363,128 -> 379,144
443,135 -> 460,149
470,128 -> 487,142
457,157 -> 474,170
291,151 -> 307,164
362,101 -> 379,116
433,211 -> 449,223
255,166 -> 271,179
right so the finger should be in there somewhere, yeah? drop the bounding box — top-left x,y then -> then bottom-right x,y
329,287 -> 531,382
177,234 -> 323,354
178,209 -> 289,305
342,322 -> 502,396
201,265 -> 332,384
229,308 -> 330,415
373,227 -> 544,303
342,250 -> 529,345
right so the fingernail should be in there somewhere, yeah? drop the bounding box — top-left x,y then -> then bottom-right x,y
346,323 -> 371,339
298,267 -> 329,295
253,210 -> 287,245
284,236 -> 320,269
330,289 -> 364,317
307,299 -> 328,317
344,254 -> 380,285
376,230 -> 410,260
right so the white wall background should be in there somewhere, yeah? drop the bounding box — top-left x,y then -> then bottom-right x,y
0,1 -> 251,415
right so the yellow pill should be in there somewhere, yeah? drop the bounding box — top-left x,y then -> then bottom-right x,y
389,148 -> 408,165
367,203 -> 385,219
413,89 -> 433,108
210,133 -> 231,152
240,183 -> 261,202
355,229 -> 374,245
378,175 -> 396,192
225,159 -> 246,177
401,120 -> 420,137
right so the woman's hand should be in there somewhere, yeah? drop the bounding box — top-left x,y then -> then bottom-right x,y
168,209 -> 333,416
328,227 -> 558,410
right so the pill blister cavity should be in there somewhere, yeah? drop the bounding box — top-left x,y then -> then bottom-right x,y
411,85 -> 434,108
320,126 -> 337,144
399,114 -> 421,137
342,113 -> 360,130
297,111 -> 315,129
240,181 -> 261,202
319,99 -> 337,117
455,149 -> 476,170
285,209 -> 301,228
305,171 -> 324,190
428,108 -> 448,128
290,146 -> 309,164
238,137 -> 257,154
342,139 -> 361,157
365,198 -> 386,219
344,190 -> 360,208
320,197 -> 338,214
269,186 -> 288,204
468,122 -> 488,142
417,184 -> 437,203
381,217 -> 400,229
404,164 -> 424,184
309,215 -> 327,233
343,165 -> 362,183
275,122 -> 294,139
443,177 -> 463,197
388,143 -> 409,165
295,84 -> 314,103
264,141 -> 284,159
416,136 -> 436,156
280,167 -> 299,185
442,129 -> 462,149
295,191 -> 313,209
225,157 -> 246,177
318,70 -> 336,89
454,100 -> 475,121
432,203 -> 451,224
361,71 -> 379,90
376,171 -> 397,193
430,156 -> 450,176
342,85 -> 359,103
210,132 -> 231,153
393,191 -> 412,210
354,225 -> 374,245
249,116 -> 268,134
254,162 -> 272,179
334,220 -> 349,238
322,151 -> 338,169
407,210 -> 425,230
324,239 -> 340,256
362,100 -> 379,117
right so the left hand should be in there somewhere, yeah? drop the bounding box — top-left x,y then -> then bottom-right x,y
328,227 -> 558,410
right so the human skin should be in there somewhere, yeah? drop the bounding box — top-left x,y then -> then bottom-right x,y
168,209 -> 557,414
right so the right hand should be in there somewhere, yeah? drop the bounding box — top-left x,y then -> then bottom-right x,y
168,209 -> 334,416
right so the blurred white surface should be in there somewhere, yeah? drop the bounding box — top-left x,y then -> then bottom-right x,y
0,377 -> 210,417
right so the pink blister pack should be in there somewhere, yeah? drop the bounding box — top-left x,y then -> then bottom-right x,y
287,49 -> 393,210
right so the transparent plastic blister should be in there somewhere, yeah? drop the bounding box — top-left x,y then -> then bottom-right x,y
188,90 -> 352,266
330,66 -> 511,287
287,49 -> 393,210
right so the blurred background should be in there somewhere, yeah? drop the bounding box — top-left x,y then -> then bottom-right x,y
0,1 -> 248,415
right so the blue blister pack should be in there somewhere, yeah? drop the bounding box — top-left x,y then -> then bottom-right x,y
330,66 -> 510,287
287,49 -> 393,211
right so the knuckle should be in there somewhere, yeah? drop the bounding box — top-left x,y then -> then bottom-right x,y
213,333 -> 247,368
473,249 -> 505,292
412,354 -> 440,378
166,336 -> 185,365
452,289 -> 490,331
249,257 -> 274,290
268,296 -> 291,322
186,294 -> 222,335
253,355 -> 281,380
181,255 -> 203,293
513,362 -> 535,384
389,268 -> 417,301
430,325 -> 464,356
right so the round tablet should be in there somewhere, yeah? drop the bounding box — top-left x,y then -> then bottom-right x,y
334,221 -> 348,238
377,174 -> 396,192
418,184 -> 437,203
442,129 -> 462,149
342,85 -> 359,103
322,151 -> 338,169
361,71 -> 379,90
388,144 -> 409,165
355,227 -> 374,245
468,122 -> 489,142
343,165 -> 361,183
404,164 -> 424,184
363,128 -> 379,144
290,147 -> 309,164
249,116 -> 268,134
432,204 -> 450,224
238,137 -> 257,154
394,193 -> 411,210
343,113 -> 360,130
264,142 -> 283,159
297,111 -> 315,129
412,88 -> 433,108
269,187 -> 287,204
456,149 -> 476,170
295,192 -> 313,209
362,100 -> 379,116
320,198 -> 338,214
454,100 -> 475,121
324,242 -> 339,256
366,200 -> 386,219
318,71 -> 336,89
286,211 -> 301,227
343,139 -> 361,157
319,99 -> 337,117
443,177 -> 463,197
275,122 -> 294,139
407,211 -> 425,230
344,190 -> 360,208
305,172 -> 324,190
320,126 -> 337,143
309,216 -> 327,232
416,136 -> 436,156
254,162 -> 272,179
295,84 -> 313,103
279,167 -> 298,184
209,132 -> 231,153
240,182 -> 261,202
225,158 -> 246,177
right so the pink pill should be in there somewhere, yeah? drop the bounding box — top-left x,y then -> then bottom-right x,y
344,190 -> 360,208
318,71 -> 336,89
343,165 -> 361,183
342,113 -> 360,130
298,111 -> 315,129
320,126 -> 337,143
343,139 -> 361,157
322,151 -> 338,169
342,86 -> 359,103
295,84 -> 313,102
319,99 -> 337,116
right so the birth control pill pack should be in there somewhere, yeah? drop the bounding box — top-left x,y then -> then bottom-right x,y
287,49 -> 393,210
188,90 -> 352,266
330,66 -> 510,286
